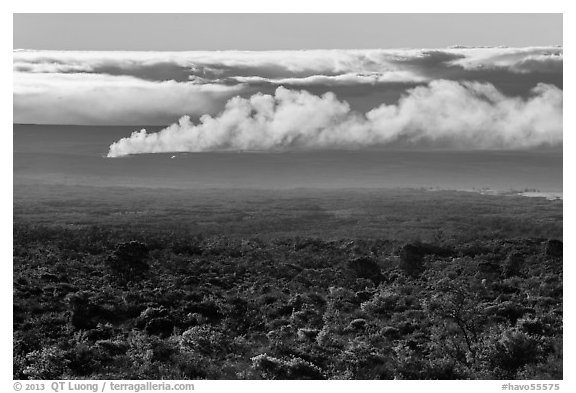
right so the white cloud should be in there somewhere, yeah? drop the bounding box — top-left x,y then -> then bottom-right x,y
446,46 -> 563,73
107,81 -> 562,157
13,72 -> 245,125
13,47 -> 563,126
228,71 -> 429,86
14,47 -> 562,79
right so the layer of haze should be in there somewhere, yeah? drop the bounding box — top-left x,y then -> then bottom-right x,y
14,124 -> 562,194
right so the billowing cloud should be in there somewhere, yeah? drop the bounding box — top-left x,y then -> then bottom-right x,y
14,47 -> 562,125
107,81 -> 562,157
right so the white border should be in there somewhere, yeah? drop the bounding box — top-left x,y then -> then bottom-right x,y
3,3 -> 572,392
4,0 -> 569,13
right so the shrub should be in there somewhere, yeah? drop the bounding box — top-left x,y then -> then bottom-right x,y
503,252 -> 524,277
180,326 -> 226,355
545,240 -> 562,258
485,301 -> 529,325
13,352 -> 27,380
517,316 -> 549,336
23,346 -> 70,379
136,306 -> 169,328
297,328 -> 320,341
347,319 -> 367,331
66,291 -> 101,330
361,288 -> 402,315
392,343 -> 427,379
250,354 -> 324,379
490,328 -> 541,374
106,241 -> 149,279
67,341 -> 100,376
95,339 -> 129,357
145,318 -> 174,338
347,257 -> 382,283
399,243 -> 426,276
381,326 -> 401,339
338,339 -> 394,379
516,337 -> 562,380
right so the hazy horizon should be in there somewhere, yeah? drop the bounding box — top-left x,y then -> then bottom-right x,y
14,124 -> 562,196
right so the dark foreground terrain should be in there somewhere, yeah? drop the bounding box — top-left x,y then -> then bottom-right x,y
13,186 -> 563,379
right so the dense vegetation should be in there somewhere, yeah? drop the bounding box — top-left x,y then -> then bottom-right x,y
13,187 -> 563,379
14,185 -> 563,241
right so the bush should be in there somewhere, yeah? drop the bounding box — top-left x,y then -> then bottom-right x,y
503,252 -> 524,277
95,339 -> 129,357
361,288 -> 402,315
180,326 -> 226,355
485,301 -> 529,325
545,240 -> 562,258
517,316 -> 549,336
399,243 -> 426,276
23,346 -> 70,379
106,241 -> 149,279
145,318 -> 174,338
297,328 -> 320,341
490,328 -> 541,374
250,354 -> 324,379
347,319 -> 367,331
381,326 -> 401,339
347,257 -> 382,283
66,291 -> 100,330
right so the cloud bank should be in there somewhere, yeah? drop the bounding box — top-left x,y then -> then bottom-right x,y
14,47 -> 562,79
14,47 -> 562,125
107,81 -> 562,157
14,72 -> 244,125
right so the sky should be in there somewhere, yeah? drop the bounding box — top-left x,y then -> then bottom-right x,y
13,14 -> 563,51
12,14 -> 563,155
